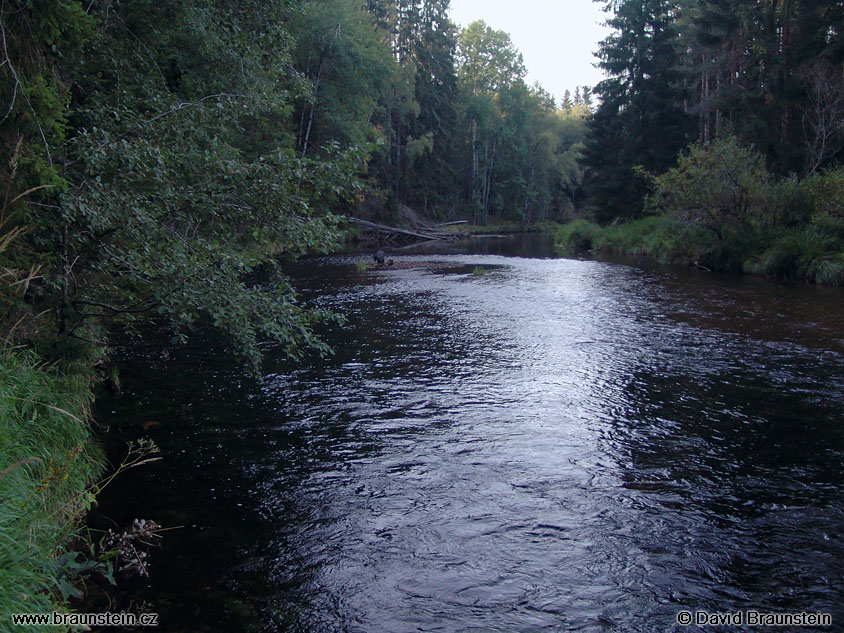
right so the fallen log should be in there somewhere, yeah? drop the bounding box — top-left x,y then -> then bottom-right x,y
347,217 -> 450,241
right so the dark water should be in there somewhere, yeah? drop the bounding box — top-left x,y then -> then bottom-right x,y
95,236 -> 844,632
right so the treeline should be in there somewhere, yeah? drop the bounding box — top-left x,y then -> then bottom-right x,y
574,0 -> 844,283
292,0 -> 591,224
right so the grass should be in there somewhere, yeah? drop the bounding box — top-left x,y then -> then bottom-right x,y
555,214 -> 844,286
746,223 -> 844,284
555,216 -> 686,262
0,349 -> 104,629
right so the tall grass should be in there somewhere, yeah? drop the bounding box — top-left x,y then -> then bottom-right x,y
0,349 -> 103,628
556,217 -> 689,264
746,224 -> 844,284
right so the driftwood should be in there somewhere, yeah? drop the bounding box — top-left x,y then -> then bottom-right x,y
347,217 -> 466,242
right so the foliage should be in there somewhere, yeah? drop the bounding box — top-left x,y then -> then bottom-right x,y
556,216 -> 686,262
289,0 -> 397,156
579,136 -> 844,284
586,0 -> 844,222
803,166 -> 844,222
457,20 -> 525,95
0,0 -> 370,370
0,349 -> 102,626
681,0 -> 844,175
646,136 -> 772,241
555,219 -> 601,254
585,0 -> 694,222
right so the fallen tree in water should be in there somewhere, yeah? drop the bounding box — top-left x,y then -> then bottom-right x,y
346,217 -> 469,243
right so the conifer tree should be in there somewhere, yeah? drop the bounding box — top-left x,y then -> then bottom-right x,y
584,0 -> 693,222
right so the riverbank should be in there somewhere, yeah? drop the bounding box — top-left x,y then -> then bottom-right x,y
556,215 -> 844,286
0,350 -> 104,628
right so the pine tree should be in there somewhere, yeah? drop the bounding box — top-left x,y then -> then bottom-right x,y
584,0 -> 693,222
405,0 -> 460,213
581,86 -> 594,111
680,0 -> 844,174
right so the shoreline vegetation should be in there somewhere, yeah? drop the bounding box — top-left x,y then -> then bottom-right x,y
0,351 -> 103,624
556,138 -> 844,287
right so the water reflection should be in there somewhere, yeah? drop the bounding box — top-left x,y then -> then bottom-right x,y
96,251 -> 844,633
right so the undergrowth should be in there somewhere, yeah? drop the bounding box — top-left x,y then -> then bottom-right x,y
0,349 -> 103,628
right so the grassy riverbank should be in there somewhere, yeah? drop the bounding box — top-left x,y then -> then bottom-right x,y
557,141 -> 844,286
0,350 -> 103,626
556,215 -> 844,285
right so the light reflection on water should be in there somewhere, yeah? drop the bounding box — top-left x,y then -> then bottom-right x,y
97,246 -> 844,633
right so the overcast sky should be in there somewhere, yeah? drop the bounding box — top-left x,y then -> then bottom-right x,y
448,0 -> 612,103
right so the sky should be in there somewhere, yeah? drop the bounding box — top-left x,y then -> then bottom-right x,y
447,0 -> 612,104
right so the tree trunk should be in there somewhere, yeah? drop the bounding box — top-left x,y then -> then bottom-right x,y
471,118 -> 478,223
301,57 -> 325,158
481,135 -> 497,226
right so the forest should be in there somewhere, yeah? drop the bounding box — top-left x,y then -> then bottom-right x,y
0,0 -> 843,624
565,0 -> 844,284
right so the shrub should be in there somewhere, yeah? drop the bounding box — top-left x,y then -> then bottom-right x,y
647,135 -> 771,243
804,166 -> 844,221
555,219 -> 600,254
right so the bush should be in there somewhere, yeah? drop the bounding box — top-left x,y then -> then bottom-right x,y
647,135 -> 772,240
559,137 -> 844,285
555,219 -> 600,253
804,166 -> 844,221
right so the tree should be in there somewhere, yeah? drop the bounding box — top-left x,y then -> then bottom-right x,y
679,0 -> 844,174
456,20 -> 526,224
402,0 -> 460,214
361,0 -> 460,214
799,61 -> 844,175
648,136 -> 771,241
0,0 -> 93,340
289,0 -> 396,158
1,0 -> 367,368
584,0 -> 694,222
581,86 -> 594,111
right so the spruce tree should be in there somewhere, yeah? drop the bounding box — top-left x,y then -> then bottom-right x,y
584,0 -> 693,222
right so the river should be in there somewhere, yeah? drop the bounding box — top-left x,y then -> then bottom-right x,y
94,235 -> 844,632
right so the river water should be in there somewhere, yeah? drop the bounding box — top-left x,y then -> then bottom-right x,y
96,236 -> 844,632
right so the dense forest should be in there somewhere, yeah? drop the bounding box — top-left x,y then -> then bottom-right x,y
570,0 -> 844,283
1,0 -> 843,622
5,0 -> 841,361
